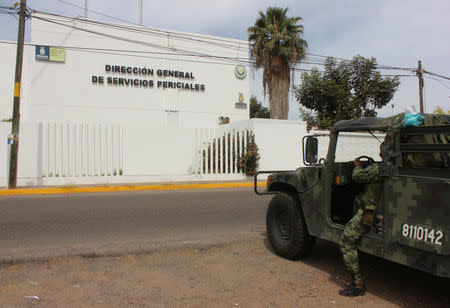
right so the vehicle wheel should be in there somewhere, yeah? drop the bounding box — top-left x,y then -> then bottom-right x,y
266,192 -> 315,259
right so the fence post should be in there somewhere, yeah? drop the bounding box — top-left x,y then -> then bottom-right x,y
105,124 -> 109,176
53,123 -> 56,177
225,129 -> 229,174
233,129 -> 237,173
214,128 -> 217,174
218,128 -> 222,174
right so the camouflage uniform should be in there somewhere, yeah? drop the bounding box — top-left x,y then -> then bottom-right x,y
339,164 -> 383,285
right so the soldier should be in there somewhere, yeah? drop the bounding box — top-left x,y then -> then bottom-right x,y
339,157 -> 383,297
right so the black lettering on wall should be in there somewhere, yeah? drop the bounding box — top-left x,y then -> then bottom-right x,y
95,65 -> 206,91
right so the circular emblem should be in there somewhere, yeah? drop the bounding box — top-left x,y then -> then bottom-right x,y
234,65 -> 247,79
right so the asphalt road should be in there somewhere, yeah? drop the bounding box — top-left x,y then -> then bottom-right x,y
0,187 -> 272,262
1,187 -> 449,306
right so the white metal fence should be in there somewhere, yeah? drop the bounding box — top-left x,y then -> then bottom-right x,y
41,123 -> 124,178
194,128 -> 249,175
0,119 -> 388,187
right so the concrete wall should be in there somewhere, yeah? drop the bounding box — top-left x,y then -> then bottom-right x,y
0,41 -> 16,121
0,122 -> 43,187
249,119 -> 308,171
0,119 -> 385,187
229,120 -> 384,170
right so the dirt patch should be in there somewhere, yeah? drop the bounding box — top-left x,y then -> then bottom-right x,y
0,238 -> 448,307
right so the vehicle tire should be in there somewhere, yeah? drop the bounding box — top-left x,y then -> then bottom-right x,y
266,192 -> 315,259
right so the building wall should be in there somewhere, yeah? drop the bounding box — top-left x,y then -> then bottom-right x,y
0,41 -> 16,121
0,122 -> 43,187
232,119 -> 383,172
0,12 -> 250,128
249,119 -> 308,171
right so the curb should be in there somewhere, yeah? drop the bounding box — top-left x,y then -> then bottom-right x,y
0,182 -> 267,196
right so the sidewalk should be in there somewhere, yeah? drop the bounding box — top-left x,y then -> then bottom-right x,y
0,179 -> 267,196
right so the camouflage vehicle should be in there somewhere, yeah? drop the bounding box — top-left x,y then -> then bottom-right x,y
255,113 -> 450,278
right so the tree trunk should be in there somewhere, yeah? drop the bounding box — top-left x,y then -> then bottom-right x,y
268,56 -> 290,119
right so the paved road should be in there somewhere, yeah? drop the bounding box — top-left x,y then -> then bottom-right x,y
0,187 -> 272,262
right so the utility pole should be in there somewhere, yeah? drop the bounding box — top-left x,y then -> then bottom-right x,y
417,60 -> 424,113
84,0 -> 88,18
138,0 -> 143,25
9,0 -> 27,189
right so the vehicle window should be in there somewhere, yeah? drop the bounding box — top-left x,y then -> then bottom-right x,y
335,132 -> 385,162
400,134 -> 450,168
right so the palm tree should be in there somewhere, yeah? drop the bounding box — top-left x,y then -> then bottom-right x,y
248,7 -> 307,119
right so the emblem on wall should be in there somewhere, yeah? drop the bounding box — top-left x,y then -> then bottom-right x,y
234,65 -> 247,79
238,92 -> 244,103
235,92 -> 247,109
35,46 -> 49,61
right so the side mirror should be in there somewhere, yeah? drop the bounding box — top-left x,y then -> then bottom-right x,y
304,136 -> 318,164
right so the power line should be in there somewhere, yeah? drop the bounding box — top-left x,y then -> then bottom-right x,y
69,15 -> 248,52
51,1 -> 249,48
305,52 -> 415,72
381,74 -> 416,77
55,0 -> 140,25
42,3 -> 408,72
0,5 -> 17,10
22,14 -> 424,78
7,7 -> 435,78
0,38 -> 336,75
33,43 -> 253,67
424,76 -> 450,90
0,8 -> 18,19
423,70 -> 450,81
30,12 -> 417,75
32,8 -> 416,73
30,12 -> 252,59
32,14 -> 251,66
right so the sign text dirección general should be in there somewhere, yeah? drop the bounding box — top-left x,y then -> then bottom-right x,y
91,65 -> 206,91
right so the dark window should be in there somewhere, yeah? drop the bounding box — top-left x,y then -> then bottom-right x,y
400,126 -> 450,169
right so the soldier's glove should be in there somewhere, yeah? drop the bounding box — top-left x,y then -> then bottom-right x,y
362,206 -> 376,227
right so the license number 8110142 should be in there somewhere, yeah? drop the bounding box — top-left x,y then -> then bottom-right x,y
402,224 -> 444,245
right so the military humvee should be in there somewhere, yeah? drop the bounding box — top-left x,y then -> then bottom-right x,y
254,113 -> 450,278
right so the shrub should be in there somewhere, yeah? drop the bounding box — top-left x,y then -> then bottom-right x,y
200,130 -> 260,175
237,132 -> 260,176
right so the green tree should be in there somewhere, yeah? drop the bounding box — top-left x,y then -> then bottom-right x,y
295,55 -> 400,129
249,96 -> 270,118
248,7 -> 307,119
433,106 -> 450,115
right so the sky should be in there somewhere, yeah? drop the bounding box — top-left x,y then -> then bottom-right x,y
0,0 -> 449,119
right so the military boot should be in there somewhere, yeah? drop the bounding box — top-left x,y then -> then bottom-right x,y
339,281 -> 366,297
339,273 -> 366,297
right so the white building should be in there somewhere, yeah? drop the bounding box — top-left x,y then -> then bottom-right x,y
0,13 -> 380,187
0,12 -> 258,186
0,12 -> 250,127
